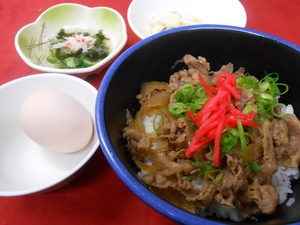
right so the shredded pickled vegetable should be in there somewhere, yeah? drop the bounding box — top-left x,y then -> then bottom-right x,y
184,72 -> 260,166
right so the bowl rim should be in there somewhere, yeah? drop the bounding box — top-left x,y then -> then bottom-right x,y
0,73 -> 100,196
96,24 -> 300,224
14,3 -> 128,75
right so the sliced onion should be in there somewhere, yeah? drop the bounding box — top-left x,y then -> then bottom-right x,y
134,160 -> 161,173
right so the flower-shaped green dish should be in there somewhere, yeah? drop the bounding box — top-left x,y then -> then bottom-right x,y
15,3 -> 127,79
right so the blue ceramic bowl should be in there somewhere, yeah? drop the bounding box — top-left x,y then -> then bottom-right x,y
96,25 -> 300,225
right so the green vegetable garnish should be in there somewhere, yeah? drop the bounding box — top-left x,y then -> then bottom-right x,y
184,162 -> 224,184
259,72 -> 289,96
237,72 -> 289,119
249,161 -> 260,174
169,102 -> 187,117
236,74 -> 259,90
64,57 -> 79,68
153,109 -> 166,131
184,162 -> 213,181
169,83 -> 208,121
47,29 -> 110,69
220,128 -> 239,155
204,169 -> 224,184
237,119 -> 248,163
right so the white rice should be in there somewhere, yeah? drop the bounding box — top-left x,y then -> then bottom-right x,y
286,197 -> 295,207
191,176 -> 204,191
137,157 -> 152,179
200,202 -> 243,222
272,166 -> 299,205
143,115 -> 157,134
284,104 -> 294,115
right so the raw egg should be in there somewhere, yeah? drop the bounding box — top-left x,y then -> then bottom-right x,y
20,90 -> 93,153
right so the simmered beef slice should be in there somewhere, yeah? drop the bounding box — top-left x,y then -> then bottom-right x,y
157,117 -> 195,150
136,82 -> 170,105
183,54 -> 210,78
123,127 -> 150,161
240,177 -> 279,215
274,114 -> 300,167
252,114 -> 300,169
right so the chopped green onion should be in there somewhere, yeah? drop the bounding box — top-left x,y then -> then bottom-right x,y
270,103 -> 287,117
259,73 -> 289,96
260,72 -> 279,84
153,109 -> 166,131
242,105 -> 257,114
169,83 -> 208,119
204,169 -> 224,184
273,83 -> 289,95
236,74 -> 259,91
176,83 -> 195,103
185,102 -> 202,112
237,72 -> 289,120
249,161 -> 260,174
184,163 -> 213,181
184,169 -> 206,181
220,128 -> 239,155
237,119 -> 248,163
169,102 -> 187,116
255,93 -> 276,119
194,97 -> 209,105
195,86 -> 206,97
256,98 -> 272,119
259,81 -> 270,91
191,162 -> 205,167
259,92 -> 274,102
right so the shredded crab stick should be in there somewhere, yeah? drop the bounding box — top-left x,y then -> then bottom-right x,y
185,72 -> 261,166
52,34 -> 96,53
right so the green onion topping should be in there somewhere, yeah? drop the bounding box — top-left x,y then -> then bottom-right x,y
184,162 -> 213,181
153,109 -> 166,131
249,161 -> 260,174
204,169 -> 224,184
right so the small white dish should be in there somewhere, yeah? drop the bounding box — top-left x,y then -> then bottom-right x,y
128,0 -> 247,39
0,73 -> 99,196
15,3 -> 127,79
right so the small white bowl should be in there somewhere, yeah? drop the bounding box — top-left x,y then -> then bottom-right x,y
0,74 -> 99,196
128,0 -> 247,39
15,3 -> 127,79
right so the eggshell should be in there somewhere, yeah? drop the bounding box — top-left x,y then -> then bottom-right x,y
20,90 -> 93,153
